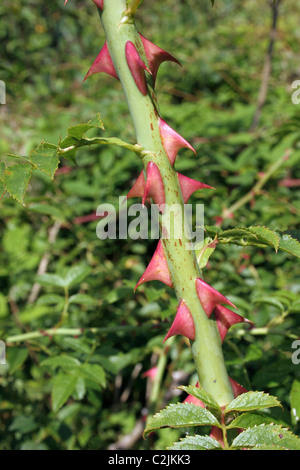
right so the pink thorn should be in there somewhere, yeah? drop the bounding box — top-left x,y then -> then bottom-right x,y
159,118 -> 196,166
195,278 -> 237,317
229,377 -> 247,397
127,170 -> 146,199
142,366 -> 158,381
210,427 -> 225,448
139,34 -> 181,86
92,0 -> 104,9
84,42 -> 118,81
125,41 -> 151,96
214,305 -> 253,343
163,300 -> 195,343
65,0 -> 104,7
178,173 -> 214,203
135,240 -> 173,290
142,162 -> 165,206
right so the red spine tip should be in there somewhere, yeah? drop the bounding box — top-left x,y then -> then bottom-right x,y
229,377 -> 247,397
134,240 -> 173,290
195,278 -> 237,317
178,173 -> 214,203
159,118 -> 196,166
92,0 -> 104,9
125,41 -> 151,96
214,305 -> 253,342
84,42 -> 118,81
127,170 -> 146,200
163,300 -> 195,343
139,34 -> 181,86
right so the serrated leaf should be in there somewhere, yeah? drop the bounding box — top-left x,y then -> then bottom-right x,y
278,233 -> 300,259
29,141 -> 59,180
228,411 -> 277,430
248,226 -> 280,251
144,403 -> 220,435
231,424 -> 300,450
216,226 -> 280,250
51,373 -> 78,413
178,385 -> 221,413
2,163 -> 32,205
168,434 -> 222,450
67,113 -> 104,140
225,391 -> 281,414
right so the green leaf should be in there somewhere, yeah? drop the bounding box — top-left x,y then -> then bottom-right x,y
41,355 -> 81,371
67,113 -> 104,140
35,273 -> 66,288
231,424 -> 300,450
168,434 -> 222,450
68,293 -> 96,305
178,385 -> 221,413
2,163 -> 32,205
290,379 -> 300,426
51,373 -> 78,413
252,296 -> 285,312
247,226 -> 280,251
79,363 -> 106,388
194,238 -> 218,269
36,265 -> 91,289
7,347 -> 29,374
228,411 -> 277,430
9,415 -> 39,434
29,141 -> 59,180
63,265 -> 91,288
278,233 -> 300,259
225,391 -> 281,414
215,226 -> 280,250
144,403 -> 220,436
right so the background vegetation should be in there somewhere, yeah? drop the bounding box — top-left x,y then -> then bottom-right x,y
0,0 -> 300,450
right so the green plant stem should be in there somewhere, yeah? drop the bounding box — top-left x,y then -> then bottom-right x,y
99,0 -> 234,406
5,323 -> 162,344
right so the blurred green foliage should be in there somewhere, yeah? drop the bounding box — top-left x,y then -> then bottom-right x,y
0,0 -> 300,450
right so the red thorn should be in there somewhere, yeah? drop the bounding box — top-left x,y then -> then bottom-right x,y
127,169 -> 213,204
195,278 -> 237,317
135,240 -> 173,290
64,1 -> 104,9
178,173 -> 214,203
163,300 -> 195,343
159,118 -> 196,166
127,170 -> 146,200
214,305 -> 253,343
92,0 -> 104,8
139,34 -> 180,86
142,162 -> 165,206
210,427 -> 225,448
84,42 -> 118,81
142,366 -> 158,381
125,41 -> 151,96
229,377 -> 247,397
